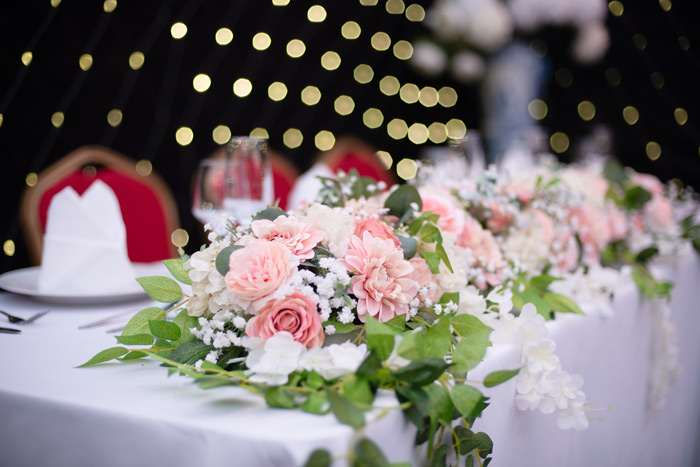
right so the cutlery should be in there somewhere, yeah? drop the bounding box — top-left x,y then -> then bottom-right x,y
0,326 -> 21,334
0,309 -> 50,325
79,302 -> 177,330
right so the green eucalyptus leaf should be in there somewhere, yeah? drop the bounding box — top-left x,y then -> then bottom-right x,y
397,236 -> 418,260
323,320 -> 357,334
166,340 -> 213,365
419,250 -> 442,274
162,258 -> 193,285
364,316 -> 396,361
356,351 -> 383,379
420,318 -> 452,359
459,430 -> 493,459
327,389 -> 365,428
434,243 -> 453,274
622,185 -> 652,210
173,309 -> 198,344
148,319 -> 182,341
301,392 -> 330,415
529,274 -> 562,290
542,292 -> 585,315
424,383 -> 453,426
395,386 -> 430,430
392,358 -> 447,386
693,237 -> 700,253
603,159 -> 629,185
483,368 -> 521,388
304,449 -> 332,467
253,207 -> 287,222
384,314 -> 408,334
635,247 -> 659,265
343,375 -> 374,405
450,314 -> 492,341
303,370 -> 325,390
265,386 -> 296,408
135,276 -> 183,303
215,245 -> 245,276
114,333 -> 153,346
121,306 -> 166,336
418,222 -> 441,243
450,316 -> 492,374
438,292 -> 460,307
385,184 -> 422,218
431,444 -> 450,467
77,347 -> 128,367
396,331 -> 422,361
354,438 -> 390,467
118,350 -> 147,361
451,385 -> 486,419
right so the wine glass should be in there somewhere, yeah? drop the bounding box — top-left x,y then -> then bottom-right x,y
222,136 -> 274,225
191,159 -> 229,233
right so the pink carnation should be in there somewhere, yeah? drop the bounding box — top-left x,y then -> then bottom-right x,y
225,239 -> 295,309
419,187 -> 465,234
409,257 -> 441,301
341,232 -> 418,322
251,216 -> 325,261
458,215 -> 506,288
246,292 -> 324,348
354,217 -> 401,248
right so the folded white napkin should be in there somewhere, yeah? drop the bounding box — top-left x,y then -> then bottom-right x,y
287,162 -> 335,210
38,180 -> 137,293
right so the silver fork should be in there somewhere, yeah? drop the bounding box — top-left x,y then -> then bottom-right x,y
0,309 -> 51,325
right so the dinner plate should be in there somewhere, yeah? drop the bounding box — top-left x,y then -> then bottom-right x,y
0,263 -> 168,305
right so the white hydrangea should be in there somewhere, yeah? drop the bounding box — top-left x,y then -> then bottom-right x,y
297,204 -> 356,257
244,333 -> 305,386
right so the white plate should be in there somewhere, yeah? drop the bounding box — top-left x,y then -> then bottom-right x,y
0,263 -> 169,305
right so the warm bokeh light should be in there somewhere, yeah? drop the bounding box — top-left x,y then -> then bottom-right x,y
408,123 -> 428,144
393,40 -> 413,60
51,111 -> 65,128
301,86 -> 321,105
550,132 -> 570,153
341,21 -> 361,39
79,54 -> 93,71
376,151 -> 393,169
608,1 -> 624,16
175,127 -> 194,146
387,119 -> 408,139
25,172 -> 38,187
107,109 -> 123,127
129,51 -> 145,70
379,76 -> 400,95
405,4 -> 425,21
399,83 -> 419,104
212,125 -> 231,144
577,101 -> 596,121
3,240 -> 15,257
445,119 -> 466,139
438,87 -> 457,107
315,131 -> 335,151
386,0 -> 405,14
268,82 -> 288,101
623,106 -> 639,125
103,0 -> 117,13
363,108 -> 384,129
135,160 -> 153,176
252,32 -> 271,50
171,22 -> 187,39
371,32 -> 391,51
528,99 -> 548,120
233,78 -> 252,97
334,95 -> 355,115
286,39 -> 306,57
283,128 -> 303,148
193,74 -> 211,92
419,87 -> 438,107
215,28 -> 233,45
21,51 -> 32,66
250,128 -> 269,139
321,51 -> 341,70
396,158 -> 418,180
354,64 -> 374,84
428,122 -> 448,144
171,229 -> 189,248
646,141 -> 661,160
308,5 -> 327,22
674,108 -> 688,125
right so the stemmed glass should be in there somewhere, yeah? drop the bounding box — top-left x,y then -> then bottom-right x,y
191,159 -> 229,233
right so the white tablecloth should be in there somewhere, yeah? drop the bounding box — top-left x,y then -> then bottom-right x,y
1,254 -> 699,466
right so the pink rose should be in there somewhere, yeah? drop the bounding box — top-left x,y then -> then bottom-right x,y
606,205 -> 628,242
246,292 -> 324,348
485,203 -> 513,232
354,217 -> 401,248
225,239 -> 295,309
341,232 -> 418,322
419,187 -> 465,234
458,215 -> 506,288
251,216 -> 325,261
409,257 -> 441,301
645,196 -> 674,228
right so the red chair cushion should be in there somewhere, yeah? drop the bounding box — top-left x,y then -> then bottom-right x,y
329,152 -> 393,186
39,169 -> 172,262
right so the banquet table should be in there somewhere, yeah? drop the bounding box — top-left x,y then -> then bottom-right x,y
1,253 -> 700,467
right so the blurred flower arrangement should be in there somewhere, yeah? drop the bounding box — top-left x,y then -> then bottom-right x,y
80,167 -> 615,465
412,0 -> 610,84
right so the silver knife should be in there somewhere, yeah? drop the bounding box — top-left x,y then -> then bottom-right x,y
21,310 -> 51,325
0,326 -> 21,334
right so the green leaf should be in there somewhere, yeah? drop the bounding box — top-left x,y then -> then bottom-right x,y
215,245 -> 245,276
354,437 -> 390,467
77,347 -> 128,367
483,368 -> 521,388
423,383 -> 453,425
383,314 -> 408,334
343,376 -> 374,405
118,350 -> 147,361
529,274 -> 562,290
173,309 -> 198,344
603,159 -> 629,185
438,292 -> 460,307
162,258 -> 192,285
385,184 -> 422,218
114,333 -> 153,346
450,314 -> 492,342
457,429 -> 493,459
252,207 -> 287,222
323,320 -> 357,334
542,292 -> 585,315
265,386 -> 296,408
166,340 -> 213,365
395,386 -> 430,429
635,247 -> 659,265
693,237 -> 700,253
364,316 -> 397,361
356,351 -> 383,379
148,319 -> 182,341
397,236 -> 417,260
304,449 -> 332,467
420,318 -> 452,359
392,357 -> 447,386
451,385 -> 486,419
434,243 -> 453,274
419,250 -> 442,274
430,444 -> 450,467
327,389 -> 365,428
121,307 -> 166,336
135,276 -> 183,303
452,335 -> 492,374
301,392 -> 330,415
622,185 -> 652,210
418,223 -> 441,243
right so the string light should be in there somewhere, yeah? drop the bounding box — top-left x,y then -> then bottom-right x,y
623,106 -> 639,125
354,64 -> 374,84
577,101 -> 596,121
268,82 -> 288,101
301,86 -> 321,105
79,54 -> 93,71
386,0 -> 405,14
21,51 -> 32,66
103,0 -> 117,13
3,240 -> 15,257
359,0 -> 378,5
407,123 -> 428,144
135,160 -> 153,176
107,109 -> 123,127
25,172 -> 38,187
283,128 -> 303,148
428,122 -> 447,144
250,128 -> 269,138
233,78 -> 252,97
341,21 -> 361,39
608,1 -> 624,16
315,131 -> 335,150
437,87 -> 457,107
0,113 -> 3,128
170,22 -> 187,39
550,132 -> 570,153
215,28 -> 233,45
334,95 -> 355,115
129,51 -> 145,70
371,32 -> 391,51
419,87 -> 438,107
212,125 -> 231,144
321,51 -> 341,70
175,127 -> 194,146
193,74 -> 211,92
674,108 -> 688,125
405,4 -> 425,21
396,158 -> 417,180
646,141 -> 661,160
171,229 -> 189,247
51,111 -> 65,128
286,39 -> 306,58
446,119 -> 466,139
51,0 -> 61,6
252,33 -> 271,50
659,0 -> 672,12
308,5 -> 327,22
272,0 -> 290,5
363,108 -> 384,128
376,151 -> 393,169
379,76 -> 400,95
393,40 -> 413,60
399,83 -> 419,104
528,99 -> 548,120
387,119 -> 408,139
